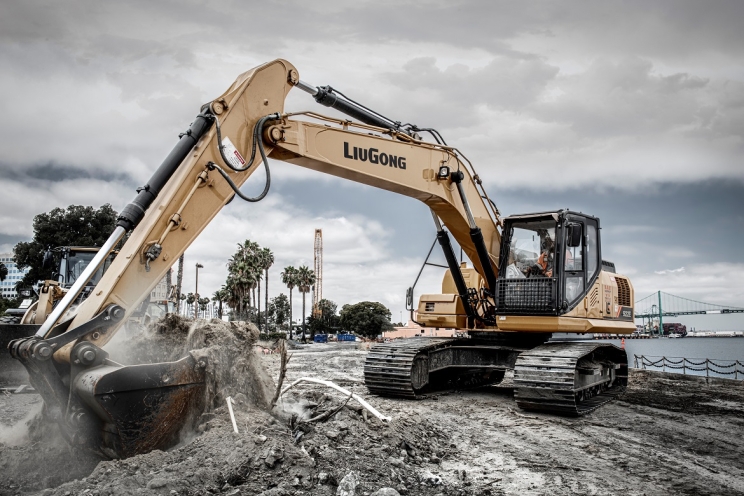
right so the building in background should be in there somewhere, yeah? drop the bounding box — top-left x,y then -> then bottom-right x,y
0,254 -> 30,299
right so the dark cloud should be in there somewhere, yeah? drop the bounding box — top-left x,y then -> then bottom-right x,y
0,162 -> 135,186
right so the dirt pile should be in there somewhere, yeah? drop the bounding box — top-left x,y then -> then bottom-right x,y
1,316 -> 278,496
31,389 -> 451,496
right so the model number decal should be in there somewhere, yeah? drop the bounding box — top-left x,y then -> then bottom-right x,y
343,142 -> 406,169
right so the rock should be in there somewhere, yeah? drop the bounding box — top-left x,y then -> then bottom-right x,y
396,484 -> 408,495
388,457 -> 404,467
256,434 -> 268,443
420,469 -> 442,485
429,456 -> 441,464
371,489 -> 401,496
337,471 -> 359,496
146,478 -> 169,489
264,447 -> 284,468
325,429 -> 341,440
318,472 -> 330,484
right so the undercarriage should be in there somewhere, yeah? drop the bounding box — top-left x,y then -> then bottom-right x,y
364,335 -> 628,416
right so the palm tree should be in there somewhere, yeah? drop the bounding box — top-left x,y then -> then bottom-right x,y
176,254 -> 184,314
212,287 -> 228,319
281,266 -> 298,339
198,297 -> 210,318
226,240 -> 261,321
296,265 -> 316,341
186,292 -> 196,318
261,247 -> 274,333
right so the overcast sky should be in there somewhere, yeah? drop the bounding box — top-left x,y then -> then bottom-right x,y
1,1 -> 743,329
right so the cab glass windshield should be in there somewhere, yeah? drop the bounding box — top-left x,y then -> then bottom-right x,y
504,220 -> 556,279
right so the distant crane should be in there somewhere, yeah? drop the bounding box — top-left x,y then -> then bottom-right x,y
312,229 -> 322,317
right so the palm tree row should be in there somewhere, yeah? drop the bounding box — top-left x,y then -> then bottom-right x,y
281,264 -> 315,339
223,240 -> 274,327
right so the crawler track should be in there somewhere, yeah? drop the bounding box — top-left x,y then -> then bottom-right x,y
364,338 -> 510,398
365,338 -> 628,416
514,342 -> 628,416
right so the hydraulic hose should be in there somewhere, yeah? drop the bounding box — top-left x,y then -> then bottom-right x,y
212,112 -> 279,202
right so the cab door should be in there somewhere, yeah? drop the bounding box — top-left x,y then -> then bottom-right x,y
562,217 -> 586,316
561,215 -> 601,317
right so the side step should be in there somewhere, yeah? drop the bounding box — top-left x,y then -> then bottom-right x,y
514,342 -> 628,416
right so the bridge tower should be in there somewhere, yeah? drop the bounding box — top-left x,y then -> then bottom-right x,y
313,229 -> 322,316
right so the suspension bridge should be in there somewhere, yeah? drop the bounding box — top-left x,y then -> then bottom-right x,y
635,291 -> 744,318
635,291 -> 744,333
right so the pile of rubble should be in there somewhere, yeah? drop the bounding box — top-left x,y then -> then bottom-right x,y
1,316 -> 461,496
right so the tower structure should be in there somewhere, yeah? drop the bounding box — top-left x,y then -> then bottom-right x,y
313,229 -> 323,316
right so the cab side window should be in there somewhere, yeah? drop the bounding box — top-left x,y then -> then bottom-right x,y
586,223 -> 598,283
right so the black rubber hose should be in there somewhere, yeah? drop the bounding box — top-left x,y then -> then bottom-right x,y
207,161 -> 270,203
212,112 -> 279,202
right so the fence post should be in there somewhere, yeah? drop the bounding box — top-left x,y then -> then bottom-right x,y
706,359 -> 709,382
662,357 -> 666,373
634,355 -> 638,368
683,358 -> 686,375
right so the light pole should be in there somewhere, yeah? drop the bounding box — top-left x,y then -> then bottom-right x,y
195,263 -> 204,319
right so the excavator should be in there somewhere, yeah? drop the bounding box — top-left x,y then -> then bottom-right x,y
9,59 -> 634,459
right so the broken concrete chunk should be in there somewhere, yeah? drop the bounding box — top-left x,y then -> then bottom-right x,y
324,429 -> 341,440
371,488 -> 401,496
146,478 -> 169,489
419,469 -> 442,485
336,471 -> 359,496
263,447 -> 284,468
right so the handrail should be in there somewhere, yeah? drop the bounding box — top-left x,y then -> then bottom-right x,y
633,354 -> 744,380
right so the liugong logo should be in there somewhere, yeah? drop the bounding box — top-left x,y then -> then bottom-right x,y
343,142 -> 406,169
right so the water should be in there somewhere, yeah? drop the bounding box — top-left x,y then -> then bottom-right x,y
592,337 -> 744,379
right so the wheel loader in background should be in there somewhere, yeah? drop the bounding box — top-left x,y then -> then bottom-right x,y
0,246 -> 165,384
9,59 -> 634,459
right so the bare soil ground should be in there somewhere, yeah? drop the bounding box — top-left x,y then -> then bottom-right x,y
1,337 -> 743,496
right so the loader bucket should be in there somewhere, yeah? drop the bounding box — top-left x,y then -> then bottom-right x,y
74,355 -> 206,458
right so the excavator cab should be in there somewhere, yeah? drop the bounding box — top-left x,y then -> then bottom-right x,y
494,210 -> 601,316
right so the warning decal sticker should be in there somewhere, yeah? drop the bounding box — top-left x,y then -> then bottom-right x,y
221,136 -> 246,169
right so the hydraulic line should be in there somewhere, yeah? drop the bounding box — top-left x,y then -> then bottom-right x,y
212,111 -> 279,202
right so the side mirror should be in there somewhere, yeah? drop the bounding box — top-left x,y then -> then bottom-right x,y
567,223 -> 582,247
41,249 -> 55,271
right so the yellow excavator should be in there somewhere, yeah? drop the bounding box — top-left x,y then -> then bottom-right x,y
10,59 -> 634,459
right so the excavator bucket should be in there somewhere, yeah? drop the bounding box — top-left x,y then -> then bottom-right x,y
73,355 -> 206,458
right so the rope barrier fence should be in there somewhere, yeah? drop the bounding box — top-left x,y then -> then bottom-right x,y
633,355 -> 744,380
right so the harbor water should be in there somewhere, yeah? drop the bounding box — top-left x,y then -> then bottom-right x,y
591,336 -> 744,379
